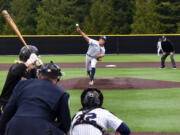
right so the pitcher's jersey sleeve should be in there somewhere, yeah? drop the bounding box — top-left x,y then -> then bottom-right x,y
89,39 -> 99,47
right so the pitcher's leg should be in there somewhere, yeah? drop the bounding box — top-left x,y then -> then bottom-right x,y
86,56 -> 92,77
89,59 -> 97,85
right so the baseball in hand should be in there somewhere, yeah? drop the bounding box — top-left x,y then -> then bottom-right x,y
76,23 -> 79,27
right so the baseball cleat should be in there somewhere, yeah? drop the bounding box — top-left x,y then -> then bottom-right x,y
89,80 -> 94,86
172,67 -> 176,69
160,66 -> 165,69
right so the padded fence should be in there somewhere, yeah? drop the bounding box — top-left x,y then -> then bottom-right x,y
0,35 -> 179,55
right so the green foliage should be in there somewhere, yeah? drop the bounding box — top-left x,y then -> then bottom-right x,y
0,0 -> 180,34
83,0 -> 114,34
36,0 -> 77,34
157,2 -> 175,33
177,23 -> 180,34
110,0 -> 135,34
131,0 -> 161,34
0,0 -> 11,33
156,1 -> 180,34
2,0 -> 40,34
73,0 -> 92,25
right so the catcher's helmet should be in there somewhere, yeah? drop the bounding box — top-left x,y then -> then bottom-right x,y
19,45 -> 39,62
99,36 -> 107,41
81,88 -> 103,109
39,61 -> 62,78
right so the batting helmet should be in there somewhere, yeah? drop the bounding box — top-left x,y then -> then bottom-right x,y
39,61 -> 62,78
81,88 -> 103,109
19,45 -> 39,62
99,36 -> 107,41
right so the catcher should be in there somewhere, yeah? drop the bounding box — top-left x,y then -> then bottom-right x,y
71,88 -> 130,135
76,26 -> 106,86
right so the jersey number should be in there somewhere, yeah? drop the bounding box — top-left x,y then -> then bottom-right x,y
85,113 -> 96,123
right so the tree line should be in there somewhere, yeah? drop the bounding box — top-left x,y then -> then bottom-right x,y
0,0 -> 180,35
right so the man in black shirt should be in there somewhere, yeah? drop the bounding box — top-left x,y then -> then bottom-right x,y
160,36 -> 176,69
0,45 -> 43,115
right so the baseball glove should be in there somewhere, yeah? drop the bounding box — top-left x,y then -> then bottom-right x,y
97,58 -> 102,61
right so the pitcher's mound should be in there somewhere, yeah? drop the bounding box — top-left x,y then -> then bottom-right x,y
59,78 -> 180,90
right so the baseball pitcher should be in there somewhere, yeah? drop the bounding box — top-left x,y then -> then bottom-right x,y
76,26 -> 106,86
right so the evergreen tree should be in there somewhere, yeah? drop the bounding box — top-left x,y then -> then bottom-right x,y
36,0 -> 77,34
83,0 -> 114,34
157,1 -> 180,33
2,0 -> 40,34
177,23 -> 180,33
0,0 -> 12,34
131,0 -> 161,34
110,0 -> 135,34
74,0 -> 92,24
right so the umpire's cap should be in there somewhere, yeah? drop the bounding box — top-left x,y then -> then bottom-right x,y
19,45 -> 39,62
99,36 -> 107,41
162,36 -> 166,40
39,61 -> 62,78
81,88 -> 103,109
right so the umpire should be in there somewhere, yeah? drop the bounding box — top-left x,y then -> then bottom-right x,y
0,61 -> 71,135
160,36 -> 176,69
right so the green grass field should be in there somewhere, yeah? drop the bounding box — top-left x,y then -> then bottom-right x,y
0,54 -> 180,63
0,54 -> 180,132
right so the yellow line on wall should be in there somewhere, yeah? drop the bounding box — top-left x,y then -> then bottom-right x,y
0,34 -> 180,37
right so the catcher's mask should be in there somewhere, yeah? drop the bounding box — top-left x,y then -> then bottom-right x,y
39,61 -> 62,79
81,88 -> 103,109
19,45 -> 39,62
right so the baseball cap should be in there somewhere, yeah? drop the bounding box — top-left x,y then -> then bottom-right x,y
99,36 -> 107,41
162,36 -> 166,40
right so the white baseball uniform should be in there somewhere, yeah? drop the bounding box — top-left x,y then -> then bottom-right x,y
70,108 -> 123,135
157,41 -> 163,56
86,38 -> 105,71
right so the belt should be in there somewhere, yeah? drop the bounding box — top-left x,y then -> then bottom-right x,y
86,54 -> 96,58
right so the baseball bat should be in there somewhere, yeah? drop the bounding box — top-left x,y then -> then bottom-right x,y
2,10 -> 29,49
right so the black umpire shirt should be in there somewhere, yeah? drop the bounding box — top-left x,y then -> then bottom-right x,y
0,63 -> 36,106
161,39 -> 174,52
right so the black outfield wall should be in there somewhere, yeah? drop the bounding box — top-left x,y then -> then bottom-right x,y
0,35 -> 179,55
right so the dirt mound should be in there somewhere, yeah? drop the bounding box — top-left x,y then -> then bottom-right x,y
59,77 -> 180,90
